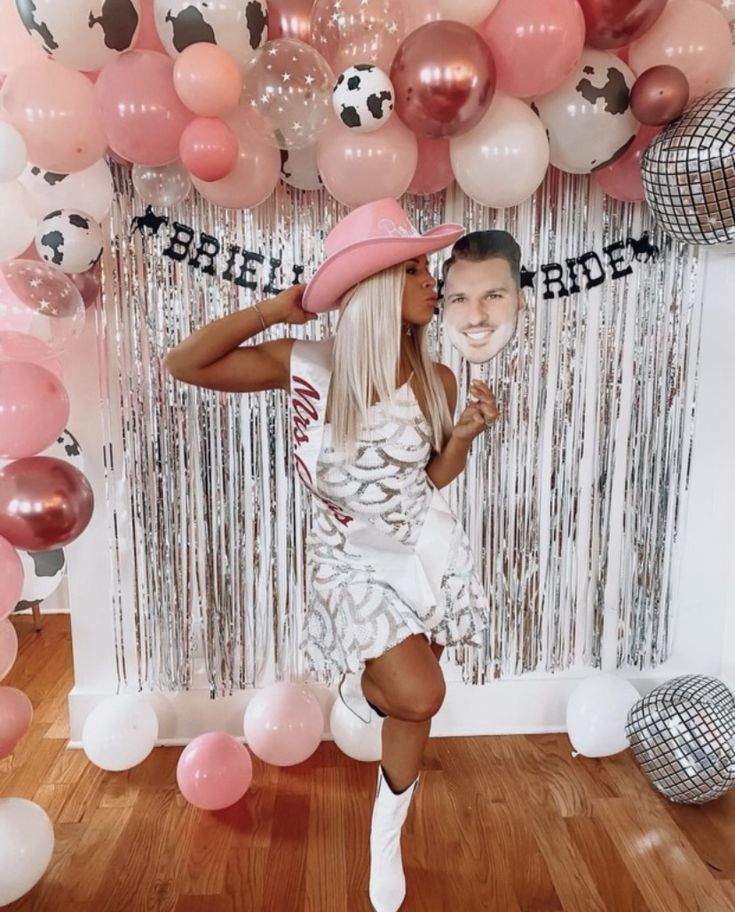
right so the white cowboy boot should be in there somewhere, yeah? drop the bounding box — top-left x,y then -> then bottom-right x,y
338,670 -> 374,724
369,764 -> 420,912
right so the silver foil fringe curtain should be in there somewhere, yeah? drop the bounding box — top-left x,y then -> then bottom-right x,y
96,168 -> 703,695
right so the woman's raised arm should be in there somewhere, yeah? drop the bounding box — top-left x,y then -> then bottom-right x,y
164,284 -> 316,393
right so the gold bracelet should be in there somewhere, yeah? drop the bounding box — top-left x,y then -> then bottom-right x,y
253,302 -> 267,332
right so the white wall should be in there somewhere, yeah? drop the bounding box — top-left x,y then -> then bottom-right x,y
58,247 -> 735,745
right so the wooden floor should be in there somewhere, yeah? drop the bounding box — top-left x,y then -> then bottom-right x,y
2,615 -> 735,912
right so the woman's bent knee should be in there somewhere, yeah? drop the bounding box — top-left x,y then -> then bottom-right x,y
390,679 -> 446,721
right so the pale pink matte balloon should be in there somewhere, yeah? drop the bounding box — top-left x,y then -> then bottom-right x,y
0,536 -> 22,621
134,0 -> 167,52
192,107 -> 281,209
628,0 -> 733,100
174,43 -> 242,117
0,333 -> 64,380
0,619 -> 18,682
408,136 -> 454,195
0,362 -> 70,460
0,686 -> 33,750
243,682 -> 324,767
478,0 -> 587,98
176,732 -> 253,810
0,0 -> 47,77
95,50 -> 194,167
179,118 -> 239,182
594,125 -> 661,202
317,114 -> 418,207
0,59 -> 107,173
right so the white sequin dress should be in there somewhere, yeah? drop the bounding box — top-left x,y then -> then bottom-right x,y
290,337 -> 489,684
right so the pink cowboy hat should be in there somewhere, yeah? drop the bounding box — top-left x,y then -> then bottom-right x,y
302,198 -> 465,314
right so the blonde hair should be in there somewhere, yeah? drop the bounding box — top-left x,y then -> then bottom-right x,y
325,261 -> 454,460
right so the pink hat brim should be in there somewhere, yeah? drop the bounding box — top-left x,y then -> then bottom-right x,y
302,223 -> 465,314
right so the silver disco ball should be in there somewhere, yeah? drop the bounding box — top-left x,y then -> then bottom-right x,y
625,674 -> 735,805
642,89 -> 735,246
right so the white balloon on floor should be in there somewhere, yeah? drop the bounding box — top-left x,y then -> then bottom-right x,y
0,797 -> 54,905
82,694 -> 159,770
329,696 -> 383,762
566,673 -> 641,757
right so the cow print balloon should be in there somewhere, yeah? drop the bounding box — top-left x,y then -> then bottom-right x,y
332,64 -> 395,134
15,0 -> 141,71
34,210 -> 103,274
154,0 -> 269,68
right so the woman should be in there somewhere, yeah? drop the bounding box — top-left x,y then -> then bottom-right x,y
165,198 -> 497,912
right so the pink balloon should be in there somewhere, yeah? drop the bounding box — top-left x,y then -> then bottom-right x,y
0,59 -> 107,173
0,686 -> 33,750
174,43 -> 242,118
243,682 -> 324,766
95,50 -> 194,166
478,0 -> 586,98
69,263 -> 102,309
628,0 -> 733,100
0,456 -> 94,551
0,537 -> 23,621
407,136 -> 454,195
268,0 -> 314,41
176,732 -> 253,810
180,118 -> 239,182
0,333 -> 64,379
134,0 -> 167,53
0,0 -> 47,78
0,619 -> 18,682
317,114 -> 418,207
192,107 -> 281,209
0,362 -> 70,460
594,125 -> 661,202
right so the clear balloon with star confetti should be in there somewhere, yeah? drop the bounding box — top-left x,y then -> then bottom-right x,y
242,38 -> 335,150
0,260 -> 85,356
310,0 -> 406,73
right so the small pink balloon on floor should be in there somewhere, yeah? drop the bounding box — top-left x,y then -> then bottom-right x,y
594,125 -> 661,202
0,536 -> 22,621
243,682 -> 324,766
0,456 -> 94,552
177,732 -> 253,810
0,619 -> 18,682
0,686 -> 33,756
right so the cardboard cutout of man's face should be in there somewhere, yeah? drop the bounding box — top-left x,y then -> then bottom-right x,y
442,256 -> 526,364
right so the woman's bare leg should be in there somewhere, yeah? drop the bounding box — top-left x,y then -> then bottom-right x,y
361,636 -> 446,792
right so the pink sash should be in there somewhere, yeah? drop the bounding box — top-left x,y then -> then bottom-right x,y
289,337 -> 457,613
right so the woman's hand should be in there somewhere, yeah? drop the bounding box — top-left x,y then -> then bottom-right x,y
267,284 -> 316,325
450,379 -> 499,443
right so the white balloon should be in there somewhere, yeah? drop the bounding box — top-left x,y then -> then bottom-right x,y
35,209 -> 103,274
533,48 -> 639,175
450,93 -> 550,208
15,0 -> 141,71
0,121 -> 28,182
82,695 -> 159,770
332,64 -> 395,134
0,798 -> 54,905
566,674 -> 641,758
19,159 -> 114,223
0,181 -> 37,262
17,548 -> 66,604
280,145 -> 323,191
404,0 -> 499,29
154,0 -> 269,68
329,695 -> 383,762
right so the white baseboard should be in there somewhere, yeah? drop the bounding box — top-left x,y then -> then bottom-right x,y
66,673 -> 678,748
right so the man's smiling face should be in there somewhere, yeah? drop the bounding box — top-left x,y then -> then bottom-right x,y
443,257 -> 525,364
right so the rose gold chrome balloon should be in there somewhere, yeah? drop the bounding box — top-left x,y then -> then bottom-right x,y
631,65 -> 690,125
0,456 -> 94,552
579,0 -> 667,50
390,21 -> 496,139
